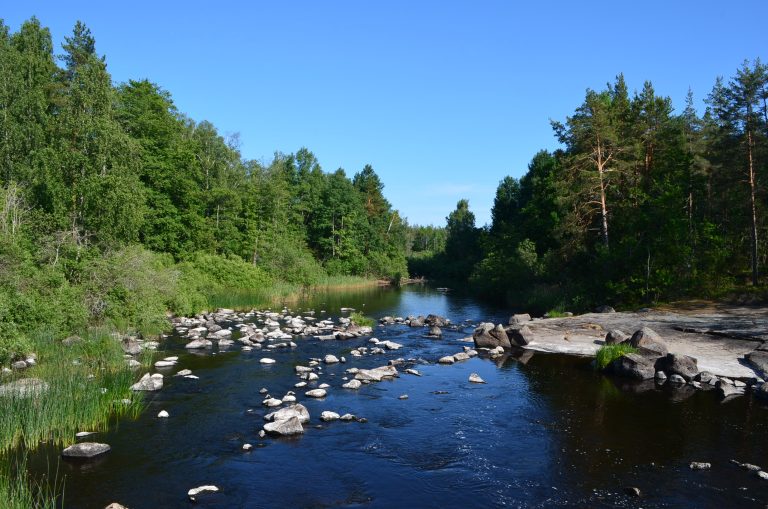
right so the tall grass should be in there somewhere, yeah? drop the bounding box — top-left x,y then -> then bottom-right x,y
349,311 -> 375,327
0,329 -> 145,454
0,454 -> 59,509
595,343 -> 638,370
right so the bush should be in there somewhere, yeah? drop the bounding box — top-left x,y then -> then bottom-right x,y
595,343 -> 638,370
0,323 -> 32,365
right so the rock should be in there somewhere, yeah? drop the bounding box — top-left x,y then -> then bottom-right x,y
305,389 -> 327,398
398,394 -> 408,400
105,504 -> 128,509
604,329 -> 629,345
695,371 -> 716,384
438,356 -> 455,365
425,314 -> 450,327
343,379 -> 362,389
508,325 -> 533,346
746,350 -> 768,376
468,373 -> 486,384
265,404 -> 310,424
154,360 -> 176,368
594,305 -> 616,313
121,337 -> 142,355
408,315 -> 425,327
318,383 -> 330,389
324,354 -> 339,364
655,370 -> 667,381
262,398 -> 282,407
428,326 -> 442,337
607,353 -> 656,380
453,352 -> 470,362
260,358 -> 276,364
689,462 -> 711,470
757,471 -> 768,481
130,373 -> 163,391
629,327 -> 668,357
185,339 -> 212,349
0,378 -> 49,398
655,353 -> 699,382
176,369 -> 192,377
320,411 -> 340,421
157,410 -> 169,418
295,365 -> 313,374
187,485 -> 219,501
242,443 -> 253,451
754,382 -> 768,400
11,360 -> 27,370
509,313 -> 532,325
62,442 -> 111,458
405,368 -> 421,376
259,387 -> 268,394
76,431 -> 96,438
717,380 -> 745,399
355,365 -> 398,382
473,323 -> 511,349
624,487 -> 641,498
264,416 -> 304,436
668,374 -> 686,384
380,340 -> 403,350
340,413 -> 356,421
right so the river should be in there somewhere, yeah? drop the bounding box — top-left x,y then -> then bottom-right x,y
29,285 -> 768,508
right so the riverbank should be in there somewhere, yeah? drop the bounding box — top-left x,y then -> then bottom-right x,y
498,305 -> 767,379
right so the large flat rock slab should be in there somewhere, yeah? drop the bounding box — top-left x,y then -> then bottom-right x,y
519,307 -> 764,379
62,442 -> 111,458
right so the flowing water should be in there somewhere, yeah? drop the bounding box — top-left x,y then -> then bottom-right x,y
28,286 -> 768,508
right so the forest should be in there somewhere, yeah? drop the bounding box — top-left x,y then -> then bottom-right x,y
0,18 -> 415,357
412,60 -> 768,313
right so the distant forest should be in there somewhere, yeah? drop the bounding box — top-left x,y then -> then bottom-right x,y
1,18 -> 766,345
411,60 -> 768,312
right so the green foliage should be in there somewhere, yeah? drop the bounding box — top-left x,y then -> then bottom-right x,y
349,311 -> 375,327
596,344 -> 638,370
0,323 -> 32,366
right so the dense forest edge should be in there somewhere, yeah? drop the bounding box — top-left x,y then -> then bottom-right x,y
411,60 -> 768,315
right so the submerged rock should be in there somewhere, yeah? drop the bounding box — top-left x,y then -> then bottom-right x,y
62,442 -> 110,459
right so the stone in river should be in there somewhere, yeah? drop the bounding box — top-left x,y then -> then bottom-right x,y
323,354 -> 340,364
265,404 -> 310,424
62,442 -> 111,459
184,339 -> 212,349
468,373 -> 486,384
320,411 -> 340,421
157,410 -> 169,418
262,398 -> 282,407
187,485 -> 219,501
263,416 -> 304,436
260,358 -> 276,364
305,389 -> 327,398
438,356 -> 455,365
689,462 -> 711,470
130,373 -> 163,391
343,379 -> 362,389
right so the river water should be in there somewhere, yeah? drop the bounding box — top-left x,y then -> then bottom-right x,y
30,286 -> 768,508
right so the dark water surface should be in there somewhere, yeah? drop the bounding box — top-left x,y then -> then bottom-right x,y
30,286 -> 768,508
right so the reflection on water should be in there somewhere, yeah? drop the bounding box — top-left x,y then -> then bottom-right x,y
27,286 -> 768,508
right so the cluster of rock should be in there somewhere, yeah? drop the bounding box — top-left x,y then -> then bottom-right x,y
472,316 -> 534,350
172,307 -> 373,352
602,327 -> 768,401
1,352 -> 37,374
438,346 -> 479,365
379,314 -> 451,338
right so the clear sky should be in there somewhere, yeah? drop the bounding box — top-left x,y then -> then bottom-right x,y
4,1 -> 766,226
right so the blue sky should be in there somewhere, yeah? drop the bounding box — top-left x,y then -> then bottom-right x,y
4,1 -> 766,226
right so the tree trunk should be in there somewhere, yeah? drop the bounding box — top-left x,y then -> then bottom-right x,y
596,135 -> 610,247
748,129 -> 759,286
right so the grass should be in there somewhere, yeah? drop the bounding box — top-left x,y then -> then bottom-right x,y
545,309 -> 569,318
349,311 -> 375,327
207,276 -> 377,311
595,343 -> 638,371
0,454 -> 59,509
0,329 -> 147,454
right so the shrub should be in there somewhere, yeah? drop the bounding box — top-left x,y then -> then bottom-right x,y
595,343 -> 638,370
0,323 -> 32,365
349,311 -> 374,327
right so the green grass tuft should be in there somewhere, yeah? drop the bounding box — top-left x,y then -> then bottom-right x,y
595,343 -> 638,370
349,311 -> 375,327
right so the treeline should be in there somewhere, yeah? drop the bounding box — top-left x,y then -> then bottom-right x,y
414,60 -> 768,311
0,18 -> 408,345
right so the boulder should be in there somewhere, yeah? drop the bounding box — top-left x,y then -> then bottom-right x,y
746,351 -> 768,376
323,354 -> 340,364
264,415 -> 304,436
629,327 -> 668,357
343,379 -> 362,389
425,314 -> 450,327
355,366 -> 398,382
62,442 -> 111,459
185,339 -> 212,349
607,353 -> 656,380
717,380 -> 745,399
408,315 -> 425,327
305,389 -> 327,398
260,358 -> 276,364
468,373 -> 486,384
690,462 -> 711,470
508,325 -> 533,346
265,404 -> 310,424
320,411 -> 340,422
594,305 -> 616,313
130,373 -> 163,391
604,329 -> 629,345
509,313 -> 531,325
187,485 -> 219,501
11,360 -> 27,370
754,382 -> 768,400
428,326 -> 442,337
453,352 -> 470,362
121,337 -> 142,355
438,356 -> 455,365
655,353 -> 699,382
473,323 -> 511,349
